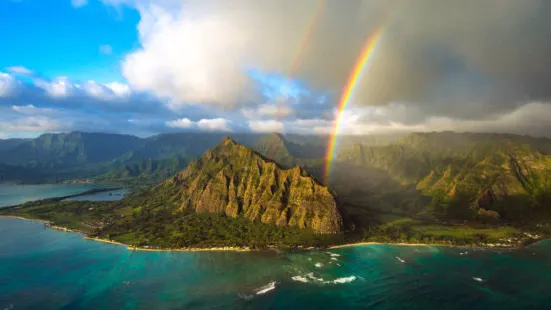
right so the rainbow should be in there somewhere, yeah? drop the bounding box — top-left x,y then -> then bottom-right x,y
324,29 -> 384,184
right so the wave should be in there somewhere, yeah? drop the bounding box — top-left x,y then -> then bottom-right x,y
255,281 -> 277,295
291,275 -> 309,283
237,293 -> 254,301
472,277 -> 484,282
460,251 -> 468,256
395,256 -> 406,263
291,273 -> 357,285
327,252 -> 341,257
330,276 -> 357,284
330,257 -> 338,261
314,262 -> 323,268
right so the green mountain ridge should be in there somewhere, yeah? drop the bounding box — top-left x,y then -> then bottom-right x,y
3,133 -> 550,249
140,137 -> 342,234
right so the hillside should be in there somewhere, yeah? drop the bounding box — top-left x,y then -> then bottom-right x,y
0,132 -> 263,183
333,132 -> 551,223
147,137 -> 342,234
94,156 -> 191,186
3,133 -> 550,249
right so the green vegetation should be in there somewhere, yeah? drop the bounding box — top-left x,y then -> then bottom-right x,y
1,132 -> 550,250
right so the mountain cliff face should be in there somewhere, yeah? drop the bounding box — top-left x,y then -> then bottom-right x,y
159,137 -> 342,234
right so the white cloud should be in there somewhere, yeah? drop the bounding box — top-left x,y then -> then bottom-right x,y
105,82 -> 131,97
82,81 -> 132,100
242,104 -> 294,119
7,66 -> 33,75
197,118 -> 231,131
166,117 -> 231,131
71,0 -> 88,8
166,118 -> 193,129
35,77 -> 75,98
99,44 -> 113,55
33,76 -> 132,100
0,116 -> 63,133
248,120 -> 284,133
11,105 -> 55,115
0,72 -> 17,97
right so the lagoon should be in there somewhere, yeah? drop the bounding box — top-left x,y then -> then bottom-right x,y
0,183 -> 102,207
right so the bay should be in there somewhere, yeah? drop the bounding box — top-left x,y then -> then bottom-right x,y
0,217 -> 550,310
0,184 -> 102,208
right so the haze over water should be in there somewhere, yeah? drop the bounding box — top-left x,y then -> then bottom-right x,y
1,217 -> 550,310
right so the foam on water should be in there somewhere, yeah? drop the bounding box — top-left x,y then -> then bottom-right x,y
395,256 -> 406,263
292,273 -> 357,285
472,277 -> 484,282
330,276 -> 357,284
255,281 -> 277,295
291,275 -> 309,283
314,263 -> 323,268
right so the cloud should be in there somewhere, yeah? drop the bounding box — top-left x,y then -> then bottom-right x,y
241,104 -> 294,119
166,117 -> 232,132
35,77 -> 75,97
0,116 -> 64,132
196,118 -> 231,131
103,1 -> 551,122
11,104 -> 55,115
248,120 -> 284,133
166,118 -> 193,129
82,81 -> 132,100
7,66 -> 33,75
99,44 -> 113,55
71,0 -> 88,8
0,72 -> 18,97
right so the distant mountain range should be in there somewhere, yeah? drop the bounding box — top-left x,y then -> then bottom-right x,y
2,131 -> 550,249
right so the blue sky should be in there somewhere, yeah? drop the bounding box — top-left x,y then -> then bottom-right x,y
1,0 -> 550,139
0,0 -> 139,82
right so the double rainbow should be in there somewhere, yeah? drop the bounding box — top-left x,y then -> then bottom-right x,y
324,29 -> 384,184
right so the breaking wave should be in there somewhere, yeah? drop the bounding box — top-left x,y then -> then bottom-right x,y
330,276 -> 357,284
255,281 -> 277,295
291,273 -> 357,285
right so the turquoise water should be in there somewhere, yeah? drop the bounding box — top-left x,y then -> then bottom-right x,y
0,184 -> 102,207
1,218 -> 550,309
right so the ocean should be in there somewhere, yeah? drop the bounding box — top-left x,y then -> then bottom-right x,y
0,217 -> 550,310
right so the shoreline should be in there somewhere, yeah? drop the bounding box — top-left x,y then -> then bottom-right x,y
1,216 -> 543,252
329,242 -> 446,249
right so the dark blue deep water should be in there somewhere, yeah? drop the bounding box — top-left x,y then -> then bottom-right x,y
1,217 -> 550,309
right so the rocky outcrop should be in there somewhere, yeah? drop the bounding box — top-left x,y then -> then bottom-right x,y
161,137 -> 342,234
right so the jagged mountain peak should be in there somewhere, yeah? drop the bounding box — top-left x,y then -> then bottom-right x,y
162,137 -> 343,234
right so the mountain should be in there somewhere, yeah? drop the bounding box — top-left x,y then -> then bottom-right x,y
152,137 -> 342,233
0,138 -> 29,152
0,132 -> 264,182
0,132 -> 142,169
4,133 -> 550,249
252,133 -> 324,176
334,132 -> 551,222
94,156 -> 191,185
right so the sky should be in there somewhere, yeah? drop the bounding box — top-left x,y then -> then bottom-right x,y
1,0 -> 551,139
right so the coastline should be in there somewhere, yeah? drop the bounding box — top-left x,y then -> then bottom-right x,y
0,215 -> 51,225
329,242 -> 444,249
1,215 -> 542,252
